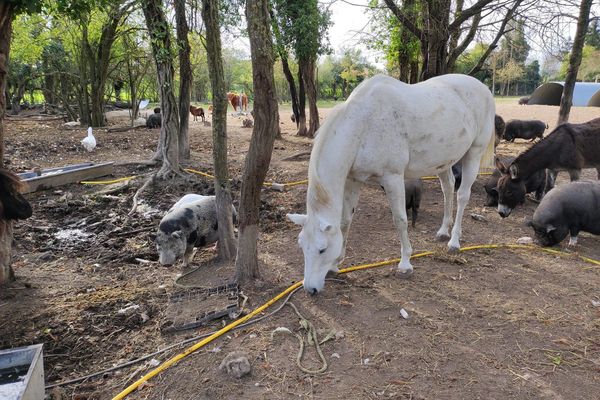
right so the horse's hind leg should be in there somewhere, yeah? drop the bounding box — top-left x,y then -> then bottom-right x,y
436,169 -> 455,241
448,154 -> 479,251
338,178 -> 362,270
381,174 -> 412,277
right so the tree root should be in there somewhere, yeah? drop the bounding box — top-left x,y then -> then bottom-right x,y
128,173 -> 157,216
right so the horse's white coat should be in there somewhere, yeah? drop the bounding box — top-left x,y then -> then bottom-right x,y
288,74 -> 495,293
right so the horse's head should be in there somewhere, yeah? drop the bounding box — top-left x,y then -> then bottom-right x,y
495,158 -> 526,218
287,213 -> 344,294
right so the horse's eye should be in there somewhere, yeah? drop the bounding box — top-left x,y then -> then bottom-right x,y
319,248 -> 326,254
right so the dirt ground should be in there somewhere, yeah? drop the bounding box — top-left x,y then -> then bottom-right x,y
1,101 -> 599,400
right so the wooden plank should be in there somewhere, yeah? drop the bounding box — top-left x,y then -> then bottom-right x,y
22,162 -> 115,194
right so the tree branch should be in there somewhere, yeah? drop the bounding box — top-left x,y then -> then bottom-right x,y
382,0 -> 422,39
468,0 -> 523,76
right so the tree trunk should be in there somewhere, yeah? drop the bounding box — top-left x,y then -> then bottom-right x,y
142,0 -> 180,178
175,0 -> 191,159
300,58 -> 319,138
202,0 -> 237,261
236,0 -> 279,283
558,0 -> 594,125
78,31 -> 91,125
296,68 -> 308,136
281,56 -> 298,132
0,3 -> 14,284
423,0 -> 451,79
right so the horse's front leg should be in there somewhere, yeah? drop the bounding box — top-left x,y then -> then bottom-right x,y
448,156 -> 479,251
381,174 -> 412,277
338,178 -> 362,270
436,169 -> 455,241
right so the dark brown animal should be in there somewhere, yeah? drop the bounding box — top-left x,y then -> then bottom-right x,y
189,105 -> 205,122
483,156 -> 552,207
495,117 -> 600,218
494,114 -> 505,147
518,96 -> 530,105
146,108 -> 161,129
405,179 -> 422,227
503,119 -> 548,142
0,169 -> 32,221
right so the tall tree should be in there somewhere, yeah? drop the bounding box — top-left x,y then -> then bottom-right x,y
558,0 -> 594,124
382,0 -> 523,80
271,7 -> 299,129
80,2 -> 130,127
142,0 -> 181,177
174,0 -> 191,159
202,0 -> 237,261
272,0 -> 330,138
236,0 -> 280,282
0,2 -> 16,285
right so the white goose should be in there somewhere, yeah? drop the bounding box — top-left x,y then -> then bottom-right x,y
81,127 -> 96,152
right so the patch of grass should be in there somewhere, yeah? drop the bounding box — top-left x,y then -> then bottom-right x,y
495,96 -> 522,105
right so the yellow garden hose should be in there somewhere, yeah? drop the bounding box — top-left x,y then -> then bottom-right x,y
111,243 -> 600,399
80,170 -> 492,188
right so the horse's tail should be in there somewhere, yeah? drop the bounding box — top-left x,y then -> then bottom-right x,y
479,118 -> 496,170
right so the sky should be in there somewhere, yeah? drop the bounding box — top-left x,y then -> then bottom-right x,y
323,0 -> 385,66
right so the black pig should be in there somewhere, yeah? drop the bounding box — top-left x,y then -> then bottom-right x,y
528,181 -> 600,246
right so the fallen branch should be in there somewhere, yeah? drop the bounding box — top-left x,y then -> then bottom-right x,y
115,159 -> 158,167
281,151 -> 311,162
107,125 -> 148,133
128,173 -> 157,216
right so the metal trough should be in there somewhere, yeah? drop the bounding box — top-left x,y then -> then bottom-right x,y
0,344 -> 44,400
19,162 -> 114,193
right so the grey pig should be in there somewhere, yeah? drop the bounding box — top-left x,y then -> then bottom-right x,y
528,181 -> 600,247
156,195 -> 237,266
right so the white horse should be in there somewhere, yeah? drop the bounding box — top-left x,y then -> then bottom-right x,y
287,74 -> 495,294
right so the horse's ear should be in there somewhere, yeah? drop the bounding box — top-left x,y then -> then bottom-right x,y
495,157 -> 508,174
509,164 -> 519,180
287,213 -> 307,226
319,218 -> 333,233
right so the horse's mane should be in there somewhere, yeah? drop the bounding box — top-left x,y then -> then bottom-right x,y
0,168 -> 25,194
513,121 -> 574,164
307,103 -> 348,208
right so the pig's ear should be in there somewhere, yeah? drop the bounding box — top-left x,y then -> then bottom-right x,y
509,164 -> 519,180
546,224 -> 556,233
287,213 -> 307,226
495,157 -> 508,174
171,230 -> 182,239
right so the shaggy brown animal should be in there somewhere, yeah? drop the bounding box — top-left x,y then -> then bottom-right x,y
496,117 -> 600,217
189,105 -> 205,122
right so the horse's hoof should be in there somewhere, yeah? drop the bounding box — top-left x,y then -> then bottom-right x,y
436,233 -> 450,242
447,245 -> 460,253
396,268 -> 413,279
